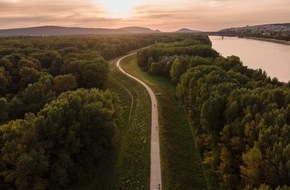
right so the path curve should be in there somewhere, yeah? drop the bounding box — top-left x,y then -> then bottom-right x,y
116,52 -> 162,190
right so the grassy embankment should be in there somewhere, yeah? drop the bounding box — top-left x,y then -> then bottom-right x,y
121,54 -> 208,190
82,56 -> 151,190
82,52 -> 208,190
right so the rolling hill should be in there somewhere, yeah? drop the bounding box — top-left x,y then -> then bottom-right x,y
119,26 -> 160,33
0,26 -> 159,36
175,28 -> 201,33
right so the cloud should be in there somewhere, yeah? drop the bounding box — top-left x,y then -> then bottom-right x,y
0,0 -> 114,29
0,0 -> 289,31
128,0 -> 290,31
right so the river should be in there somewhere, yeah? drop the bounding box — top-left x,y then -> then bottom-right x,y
209,36 -> 290,83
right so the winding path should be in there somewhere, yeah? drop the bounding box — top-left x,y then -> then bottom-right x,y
116,52 -> 162,190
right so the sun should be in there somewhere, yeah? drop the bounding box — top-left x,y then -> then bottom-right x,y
98,0 -> 142,18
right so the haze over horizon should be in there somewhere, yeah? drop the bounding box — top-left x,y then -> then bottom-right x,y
0,0 -> 289,32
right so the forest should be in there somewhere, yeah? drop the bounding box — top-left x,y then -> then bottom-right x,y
137,35 -> 290,189
1,33 -> 290,189
0,33 -> 187,189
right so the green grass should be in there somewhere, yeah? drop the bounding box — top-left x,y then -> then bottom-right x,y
81,56 -> 151,190
121,54 -> 208,190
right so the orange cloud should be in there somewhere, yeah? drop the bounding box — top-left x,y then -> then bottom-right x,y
0,0 -> 289,31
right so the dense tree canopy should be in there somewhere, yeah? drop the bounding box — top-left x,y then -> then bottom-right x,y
137,34 -> 290,189
0,33 -> 193,189
2,33 -> 289,189
0,89 -> 121,189
0,33 -> 191,123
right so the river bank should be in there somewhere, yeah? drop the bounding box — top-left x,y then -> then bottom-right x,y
242,37 -> 290,45
210,34 -> 290,46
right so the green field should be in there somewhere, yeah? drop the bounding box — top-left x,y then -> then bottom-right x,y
121,54 -> 208,190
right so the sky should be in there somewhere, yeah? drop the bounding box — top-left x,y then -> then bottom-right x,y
0,0 -> 289,31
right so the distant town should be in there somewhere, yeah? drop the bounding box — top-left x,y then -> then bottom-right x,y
216,23 -> 290,41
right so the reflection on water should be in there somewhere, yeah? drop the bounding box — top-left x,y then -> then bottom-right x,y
209,36 -> 290,83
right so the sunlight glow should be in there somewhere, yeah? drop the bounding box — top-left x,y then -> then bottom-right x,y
98,0 -> 142,18
0,0 -> 19,3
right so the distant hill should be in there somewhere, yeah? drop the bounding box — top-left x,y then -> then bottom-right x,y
0,26 -> 159,36
175,28 -> 201,33
119,26 -> 160,34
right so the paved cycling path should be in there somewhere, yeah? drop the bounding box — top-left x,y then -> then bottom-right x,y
116,52 -> 162,190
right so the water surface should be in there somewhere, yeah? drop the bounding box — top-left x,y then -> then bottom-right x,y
209,36 -> 290,83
